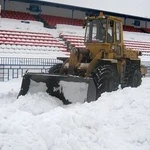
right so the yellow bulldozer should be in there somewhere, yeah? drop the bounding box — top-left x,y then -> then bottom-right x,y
18,13 -> 142,104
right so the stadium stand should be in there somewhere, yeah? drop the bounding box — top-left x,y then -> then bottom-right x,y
59,33 -> 150,55
0,29 -> 70,58
1,10 -> 35,21
41,14 -> 83,27
0,10 -> 149,33
123,25 -> 142,32
0,1 -> 150,80
140,28 -> 150,33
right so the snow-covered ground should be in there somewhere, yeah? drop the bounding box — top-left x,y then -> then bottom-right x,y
0,18 -> 150,150
0,77 -> 150,150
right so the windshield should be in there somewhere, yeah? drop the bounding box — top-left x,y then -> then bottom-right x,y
85,19 -> 107,43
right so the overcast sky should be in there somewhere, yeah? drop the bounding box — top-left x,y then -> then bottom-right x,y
40,0 -> 150,18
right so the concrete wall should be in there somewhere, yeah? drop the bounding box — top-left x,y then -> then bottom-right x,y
1,1 -> 85,19
2,1 -> 29,12
41,5 -> 85,19
147,22 -> 150,28
124,18 -> 147,28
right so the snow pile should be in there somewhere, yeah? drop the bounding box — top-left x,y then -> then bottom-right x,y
124,31 -> 150,42
0,18 -> 46,32
57,24 -> 85,37
59,80 -> 89,103
0,78 -> 150,150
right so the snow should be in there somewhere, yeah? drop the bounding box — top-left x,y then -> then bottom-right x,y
0,18 -> 150,150
26,79 -> 89,103
29,80 -> 48,93
59,81 -> 89,103
0,77 -> 150,150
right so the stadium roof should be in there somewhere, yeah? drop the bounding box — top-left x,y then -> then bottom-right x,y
9,0 -> 150,21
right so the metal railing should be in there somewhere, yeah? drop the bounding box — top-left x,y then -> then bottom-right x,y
0,57 -> 62,81
0,57 -> 150,81
0,57 -> 61,66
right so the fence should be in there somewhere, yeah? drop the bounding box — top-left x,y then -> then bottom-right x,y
0,57 -> 150,81
0,57 -> 62,81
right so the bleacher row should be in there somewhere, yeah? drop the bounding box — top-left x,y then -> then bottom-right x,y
1,10 -> 83,27
0,10 -> 150,57
0,30 -> 70,58
1,10 -> 150,33
0,29 -> 150,59
1,10 -> 35,21
59,33 -> 150,55
41,14 -> 83,27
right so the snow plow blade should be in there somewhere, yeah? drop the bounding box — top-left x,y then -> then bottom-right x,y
18,72 -> 96,104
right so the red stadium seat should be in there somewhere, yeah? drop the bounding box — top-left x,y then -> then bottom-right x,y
59,34 -> 150,54
1,10 -> 35,21
123,25 -> 141,32
41,14 -> 83,27
0,29 -> 68,54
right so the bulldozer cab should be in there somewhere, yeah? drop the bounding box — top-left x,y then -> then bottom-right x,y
84,15 -> 124,58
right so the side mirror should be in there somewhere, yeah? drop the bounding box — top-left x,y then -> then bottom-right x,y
138,51 -> 142,56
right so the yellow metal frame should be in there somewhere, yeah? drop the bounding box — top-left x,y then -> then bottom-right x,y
62,14 -> 140,80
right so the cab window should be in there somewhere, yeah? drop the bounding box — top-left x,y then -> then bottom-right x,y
116,22 -> 121,43
85,19 -> 107,43
107,20 -> 114,43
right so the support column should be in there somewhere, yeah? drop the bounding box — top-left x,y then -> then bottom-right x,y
145,21 -> 147,29
72,9 -> 74,25
3,0 -> 6,10
3,0 -> 7,17
124,17 -> 127,25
